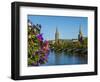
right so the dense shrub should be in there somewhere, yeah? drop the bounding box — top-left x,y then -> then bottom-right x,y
28,23 -> 49,66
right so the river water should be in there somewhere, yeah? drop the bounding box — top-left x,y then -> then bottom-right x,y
41,51 -> 87,66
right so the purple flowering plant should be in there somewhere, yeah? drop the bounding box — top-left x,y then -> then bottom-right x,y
28,22 -> 49,66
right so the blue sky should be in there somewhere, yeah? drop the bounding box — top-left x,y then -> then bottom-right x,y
28,15 -> 88,40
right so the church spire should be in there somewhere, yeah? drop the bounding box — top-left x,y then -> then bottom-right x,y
56,27 -> 58,33
79,24 -> 82,35
78,24 -> 83,43
55,27 -> 59,42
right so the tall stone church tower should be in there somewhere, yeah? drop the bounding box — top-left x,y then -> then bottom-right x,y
78,25 -> 83,43
55,27 -> 59,43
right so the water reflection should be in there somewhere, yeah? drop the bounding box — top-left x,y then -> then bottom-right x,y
41,50 -> 87,66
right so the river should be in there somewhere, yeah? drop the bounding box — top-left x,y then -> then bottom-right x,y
41,50 -> 87,66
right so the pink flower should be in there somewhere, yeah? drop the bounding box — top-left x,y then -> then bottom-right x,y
43,40 -> 49,51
